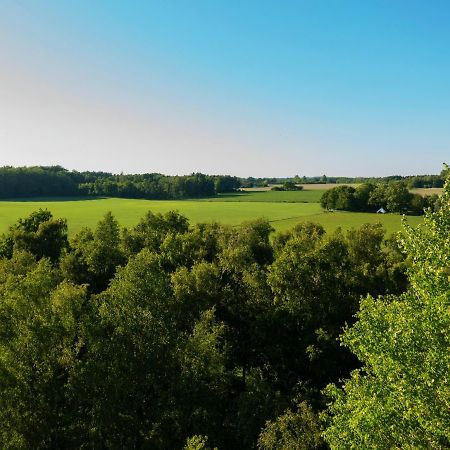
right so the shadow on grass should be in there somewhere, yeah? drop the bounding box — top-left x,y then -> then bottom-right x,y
215,193 -> 250,199
183,192 -> 251,201
0,196 -> 107,203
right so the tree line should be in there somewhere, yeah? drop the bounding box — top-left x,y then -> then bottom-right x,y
0,166 -> 240,199
241,172 -> 446,188
320,181 -> 440,214
0,166 -> 445,199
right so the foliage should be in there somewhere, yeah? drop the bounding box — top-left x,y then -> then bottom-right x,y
0,204 -> 414,449
323,169 -> 450,449
184,435 -> 218,450
271,182 -> 303,191
0,166 -> 240,200
258,402 -> 324,450
0,209 -> 68,262
321,180 -> 438,215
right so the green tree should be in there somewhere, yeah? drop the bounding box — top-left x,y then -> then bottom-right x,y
0,209 -> 68,262
368,183 -> 387,209
184,435 -> 218,450
320,186 -> 356,210
385,181 -> 412,212
61,212 -> 125,291
258,402 -> 324,450
122,210 -> 189,256
324,170 -> 450,449
0,256 -> 87,449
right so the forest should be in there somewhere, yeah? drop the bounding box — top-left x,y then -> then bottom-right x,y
0,166 -> 240,199
0,170 -> 447,449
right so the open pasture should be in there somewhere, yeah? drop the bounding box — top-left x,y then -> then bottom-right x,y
275,210 -> 422,234
0,198 -> 322,234
203,190 -> 325,203
0,196 -> 421,236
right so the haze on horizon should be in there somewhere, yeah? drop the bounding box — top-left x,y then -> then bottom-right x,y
0,1 -> 449,177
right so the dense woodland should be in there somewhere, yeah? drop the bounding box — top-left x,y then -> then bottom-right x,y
0,209 -> 406,449
0,166 -> 240,199
0,169 -> 447,449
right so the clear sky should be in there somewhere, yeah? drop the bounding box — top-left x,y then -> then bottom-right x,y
0,0 -> 448,177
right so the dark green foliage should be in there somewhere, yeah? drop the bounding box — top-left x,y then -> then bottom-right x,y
0,166 -> 79,198
241,173 -> 445,188
122,210 -> 190,256
0,209 -> 68,262
258,402 -> 324,450
61,212 -> 125,292
271,182 -> 303,191
0,166 -> 240,200
320,185 -> 357,211
0,207 -> 412,449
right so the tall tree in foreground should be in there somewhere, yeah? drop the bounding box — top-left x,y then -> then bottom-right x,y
323,169 -> 450,449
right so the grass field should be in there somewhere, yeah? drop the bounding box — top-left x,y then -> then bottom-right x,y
0,195 -> 422,236
203,190 -> 325,203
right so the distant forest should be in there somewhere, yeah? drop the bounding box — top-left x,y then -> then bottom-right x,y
0,165 -> 446,200
244,172 -> 446,188
0,166 -> 240,199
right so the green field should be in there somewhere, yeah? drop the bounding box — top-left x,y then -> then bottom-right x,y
202,189 -> 325,203
0,194 -> 422,236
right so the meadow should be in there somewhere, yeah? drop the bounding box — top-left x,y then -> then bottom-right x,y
0,189 -> 423,236
203,189 -> 325,203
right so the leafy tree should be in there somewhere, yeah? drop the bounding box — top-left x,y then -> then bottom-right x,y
384,181 -> 412,212
177,309 -> 231,447
122,210 -> 189,256
0,209 -> 68,262
353,183 -> 376,211
184,435 -> 218,450
258,402 -> 324,450
323,170 -> 450,449
71,249 -> 180,449
268,230 -> 359,390
409,192 -> 425,213
0,257 -> 87,449
320,185 -> 356,210
61,212 -> 125,291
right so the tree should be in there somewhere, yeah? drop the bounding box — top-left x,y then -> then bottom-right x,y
61,212 -> 125,292
323,169 -> 450,449
0,257 -> 88,449
385,181 -> 412,212
0,209 -> 68,262
184,435 -> 218,450
320,186 -> 356,211
122,210 -> 189,256
71,249 -> 180,448
258,402 -> 324,450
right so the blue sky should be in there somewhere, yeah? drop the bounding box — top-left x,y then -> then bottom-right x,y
0,0 -> 448,176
